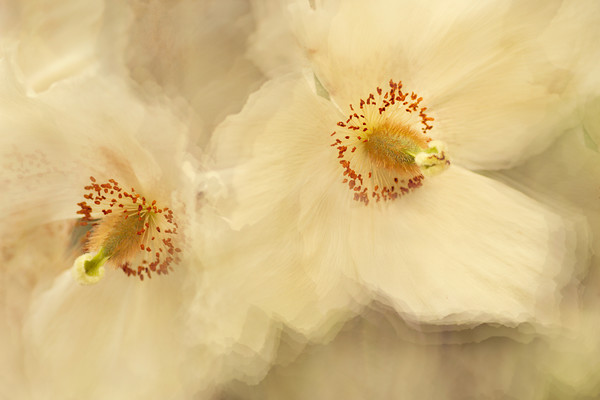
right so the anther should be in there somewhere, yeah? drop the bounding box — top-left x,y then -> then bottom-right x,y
72,177 -> 182,282
332,79 -> 449,204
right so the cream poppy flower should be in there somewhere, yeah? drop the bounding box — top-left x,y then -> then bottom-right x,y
216,97 -> 600,400
229,98 -> 600,400
0,1 -> 277,397
205,0 -> 591,341
0,83 -> 271,398
0,54 -> 206,397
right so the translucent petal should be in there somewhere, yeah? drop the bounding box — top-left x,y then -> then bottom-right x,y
352,166 -> 586,326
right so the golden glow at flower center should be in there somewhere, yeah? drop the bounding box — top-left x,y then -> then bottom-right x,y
331,79 -> 449,205
73,177 -> 181,284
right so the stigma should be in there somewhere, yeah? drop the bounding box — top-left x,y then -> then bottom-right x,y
71,177 -> 181,284
331,79 -> 449,205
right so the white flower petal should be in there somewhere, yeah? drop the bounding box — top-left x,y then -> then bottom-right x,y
352,166 -> 584,326
102,0 -> 266,143
2,0 -> 104,93
194,210 -> 367,345
208,75 -> 370,340
22,270 -> 194,399
253,0 -> 583,170
0,59 -> 195,239
210,73 -> 342,228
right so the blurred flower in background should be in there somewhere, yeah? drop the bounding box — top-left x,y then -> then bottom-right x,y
1,0 -> 599,399
0,0 -> 263,398
0,0 -> 265,143
0,60 -> 202,398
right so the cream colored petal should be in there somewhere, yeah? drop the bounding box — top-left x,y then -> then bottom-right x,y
256,0 -> 582,170
0,221 -> 74,399
3,0 -> 264,144
247,0 -> 314,79
22,269 -> 195,399
0,59 -> 195,243
210,73 -> 343,228
2,0 -> 104,93
207,74 -> 368,344
100,0 -> 265,145
192,204 -> 367,363
494,101 -> 600,395
539,0 -> 600,96
185,204 -> 358,388
352,165 -> 586,326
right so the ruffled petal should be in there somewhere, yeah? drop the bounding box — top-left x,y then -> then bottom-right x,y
253,0 -> 582,170
22,270 -> 194,399
352,166 -> 586,326
2,0 -> 104,93
114,0 -> 266,142
221,310 -> 545,400
0,60 -> 194,240
210,73 -> 343,228
208,74 -> 368,339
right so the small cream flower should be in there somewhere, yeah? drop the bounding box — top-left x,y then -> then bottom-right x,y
0,0 -> 272,396
0,59 -> 201,398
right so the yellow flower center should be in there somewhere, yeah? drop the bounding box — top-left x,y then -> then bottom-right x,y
331,79 -> 449,205
73,177 -> 181,283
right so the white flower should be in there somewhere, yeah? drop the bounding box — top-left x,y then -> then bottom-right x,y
224,84 -> 600,400
0,56 -> 204,397
205,0 -> 592,342
0,1 -> 273,397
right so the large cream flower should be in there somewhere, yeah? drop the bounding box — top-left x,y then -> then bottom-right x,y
217,95 -> 600,400
206,0 -> 592,343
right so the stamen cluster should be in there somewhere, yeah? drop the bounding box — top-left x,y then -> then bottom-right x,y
76,177 -> 181,280
331,79 -> 437,205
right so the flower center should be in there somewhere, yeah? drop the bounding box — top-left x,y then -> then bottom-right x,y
331,79 -> 449,205
72,177 -> 181,284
